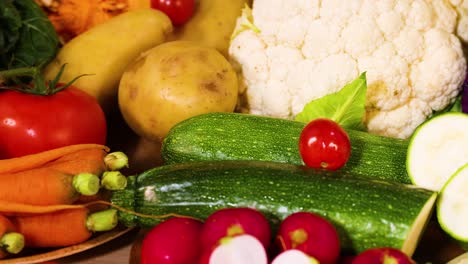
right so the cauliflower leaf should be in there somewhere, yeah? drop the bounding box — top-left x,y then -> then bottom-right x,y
295,73 -> 367,130
230,4 -> 261,41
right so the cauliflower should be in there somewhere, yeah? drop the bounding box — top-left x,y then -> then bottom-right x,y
229,0 -> 467,139
452,0 -> 468,45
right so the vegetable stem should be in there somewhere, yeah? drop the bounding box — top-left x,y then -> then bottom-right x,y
0,67 -> 38,80
104,152 -> 129,171
86,209 -> 119,232
101,171 -> 127,190
73,173 -> 101,196
0,232 -> 25,254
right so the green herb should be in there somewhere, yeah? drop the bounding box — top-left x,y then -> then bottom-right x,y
0,0 -> 60,94
295,72 -> 368,130
0,1 -> 21,57
7,0 -> 59,69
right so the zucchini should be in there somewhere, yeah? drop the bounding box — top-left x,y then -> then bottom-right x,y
407,112 -> 468,191
437,163 -> 468,242
448,252 -> 468,264
111,160 -> 436,255
161,112 -> 411,184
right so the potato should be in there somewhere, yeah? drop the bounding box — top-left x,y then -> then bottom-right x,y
43,9 -> 173,112
118,40 -> 239,141
171,0 -> 252,57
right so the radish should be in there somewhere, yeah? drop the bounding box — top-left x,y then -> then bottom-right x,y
271,249 -> 319,264
275,211 -> 340,264
338,255 -> 356,264
200,207 -> 271,250
200,234 -> 268,264
140,216 -> 204,264
351,247 -> 415,264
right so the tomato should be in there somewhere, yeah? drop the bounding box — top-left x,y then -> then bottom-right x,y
298,118 -> 351,170
0,87 -> 107,159
150,0 -> 195,26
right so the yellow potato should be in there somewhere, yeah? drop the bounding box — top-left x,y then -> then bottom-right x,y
118,40 -> 239,142
43,9 -> 173,112
172,0 -> 252,57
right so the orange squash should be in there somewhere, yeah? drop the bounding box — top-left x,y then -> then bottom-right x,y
35,0 -> 150,41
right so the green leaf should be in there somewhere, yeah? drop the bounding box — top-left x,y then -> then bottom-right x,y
0,0 -> 60,92
448,95 -> 462,112
9,0 -> 60,69
231,4 -> 261,41
295,72 -> 368,130
430,95 -> 462,118
0,0 -> 22,69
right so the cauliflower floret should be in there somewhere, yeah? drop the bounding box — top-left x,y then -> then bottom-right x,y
229,0 -> 467,139
452,0 -> 468,45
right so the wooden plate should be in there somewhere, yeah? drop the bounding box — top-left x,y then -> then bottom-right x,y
0,226 -> 135,264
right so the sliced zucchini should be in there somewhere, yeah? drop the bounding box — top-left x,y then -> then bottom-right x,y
437,163 -> 468,242
407,112 -> 468,191
447,252 -> 468,264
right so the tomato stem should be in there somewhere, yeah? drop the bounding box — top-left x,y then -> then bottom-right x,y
0,64 -> 87,96
0,66 -> 38,80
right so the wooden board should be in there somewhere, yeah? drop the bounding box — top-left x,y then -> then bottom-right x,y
0,226 -> 135,264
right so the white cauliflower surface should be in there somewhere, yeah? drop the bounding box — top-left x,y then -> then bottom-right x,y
229,0 -> 467,139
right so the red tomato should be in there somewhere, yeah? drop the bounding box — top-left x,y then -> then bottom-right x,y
0,87 -> 107,159
298,118 -> 351,170
150,0 -> 195,26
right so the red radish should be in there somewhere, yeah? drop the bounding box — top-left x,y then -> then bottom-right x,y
271,249 -> 319,264
200,234 -> 268,264
352,248 -> 415,264
200,207 -> 271,250
275,211 -> 340,264
140,217 -> 204,264
338,255 -> 356,264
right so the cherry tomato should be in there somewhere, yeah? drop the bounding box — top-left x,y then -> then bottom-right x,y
298,118 -> 351,170
150,0 -> 195,26
0,87 -> 107,159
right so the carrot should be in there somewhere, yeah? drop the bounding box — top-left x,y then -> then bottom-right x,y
0,144 -> 109,174
0,167 -> 100,206
0,201 -> 84,216
47,148 -> 107,163
74,190 -> 111,204
43,148 -> 108,176
11,208 -> 118,248
0,214 -> 24,258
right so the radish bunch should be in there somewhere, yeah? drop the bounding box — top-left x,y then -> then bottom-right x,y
140,208 -> 415,264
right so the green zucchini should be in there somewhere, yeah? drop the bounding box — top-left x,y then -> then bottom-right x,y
111,160 -> 436,255
407,112 -> 468,191
437,163 -> 468,242
161,112 -> 411,184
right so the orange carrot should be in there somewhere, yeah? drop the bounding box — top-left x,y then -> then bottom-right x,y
74,190 -> 111,204
0,167 -> 100,206
0,144 -> 109,174
43,148 -> 108,176
11,208 -> 118,248
0,214 -> 24,258
0,201 -> 84,216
